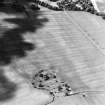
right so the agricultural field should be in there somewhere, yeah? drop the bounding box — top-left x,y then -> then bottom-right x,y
0,4 -> 105,105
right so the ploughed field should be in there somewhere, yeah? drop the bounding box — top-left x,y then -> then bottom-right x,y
30,10 -> 105,92
1,8 -> 105,105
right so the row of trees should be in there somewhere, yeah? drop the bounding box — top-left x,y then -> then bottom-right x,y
0,0 -> 63,12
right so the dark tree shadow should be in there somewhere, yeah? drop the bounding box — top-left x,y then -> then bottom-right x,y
0,5 -> 48,103
0,2 -> 32,14
0,6 -> 48,65
0,69 -> 17,102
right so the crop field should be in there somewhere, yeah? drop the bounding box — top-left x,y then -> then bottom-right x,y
0,5 -> 105,105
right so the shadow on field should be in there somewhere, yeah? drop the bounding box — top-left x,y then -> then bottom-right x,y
0,6 -> 48,65
0,5 -> 48,103
0,69 -> 17,103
